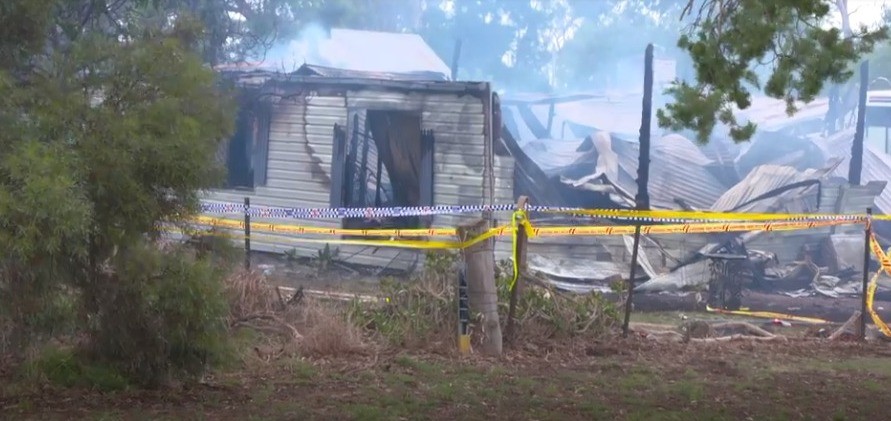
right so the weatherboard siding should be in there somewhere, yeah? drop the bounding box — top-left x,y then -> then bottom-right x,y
199,88 -> 508,271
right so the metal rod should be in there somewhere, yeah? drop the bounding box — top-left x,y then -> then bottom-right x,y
860,207 -> 873,340
457,268 -> 470,354
244,196 -> 251,270
623,225 -> 642,338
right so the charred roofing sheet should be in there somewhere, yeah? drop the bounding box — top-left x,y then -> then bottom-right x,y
521,133 -> 727,209
710,164 -> 826,212
819,129 -> 891,214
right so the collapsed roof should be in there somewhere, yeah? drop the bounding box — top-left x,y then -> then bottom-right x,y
498,92 -> 890,293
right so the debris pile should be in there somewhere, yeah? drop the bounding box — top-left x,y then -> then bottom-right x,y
500,94 -> 891,300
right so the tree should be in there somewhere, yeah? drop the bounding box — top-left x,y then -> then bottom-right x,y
558,0 -> 686,91
417,0 -> 568,90
657,0 -> 888,143
0,0 -> 237,385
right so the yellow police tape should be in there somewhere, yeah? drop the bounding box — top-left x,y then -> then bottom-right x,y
183,213 -> 868,298
543,208 -> 870,222
174,223 -> 502,250
191,214 -> 860,244
867,235 -> 891,337
508,208 -> 535,292
527,219 -> 856,237
193,215 -> 465,237
705,305 -> 830,324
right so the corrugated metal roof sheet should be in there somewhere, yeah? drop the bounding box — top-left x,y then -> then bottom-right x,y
217,28 -> 451,81
738,97 -> 829,132
710,164 -> 829,212
818,129 -> 891,214
265,28 -> 450,79
295,64 -> 448,82
521,133 -> 728,209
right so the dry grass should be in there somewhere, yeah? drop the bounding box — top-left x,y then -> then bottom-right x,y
292,299 -> 365,357
222,269 -> 366,358
223,269 -> 279,323
220,262 -> 620,360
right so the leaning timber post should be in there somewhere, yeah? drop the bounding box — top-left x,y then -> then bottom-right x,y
244,196 -> 251,270
860,207 -> 873,340
458,218 -> 502,355
622,43 -> 655,338
849,60 -> 868,185
506,196 -> 530,343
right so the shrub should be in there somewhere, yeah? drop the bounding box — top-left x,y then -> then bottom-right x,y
87,242 -> 231,387
23,347 -> 129,392
347,252 -> 457,349
0,277 -> 79,355
495,259 -> 620,340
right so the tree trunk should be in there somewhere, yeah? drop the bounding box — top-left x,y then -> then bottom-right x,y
458,218 -> 502,356
849,61 -> 868,185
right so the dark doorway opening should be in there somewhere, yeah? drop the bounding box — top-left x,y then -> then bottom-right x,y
332,109 -> 434,230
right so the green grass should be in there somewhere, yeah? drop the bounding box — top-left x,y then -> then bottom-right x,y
6,346 -> 891,420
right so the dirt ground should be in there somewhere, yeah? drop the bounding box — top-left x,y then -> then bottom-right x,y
14,254 -> 881,419
3,338 -> 891,420
630,291 -> 889,323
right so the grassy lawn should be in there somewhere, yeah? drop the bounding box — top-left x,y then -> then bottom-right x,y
4,338 -> 891,421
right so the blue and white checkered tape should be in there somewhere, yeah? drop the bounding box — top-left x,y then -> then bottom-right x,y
200,201 -> 516,219
200,201 -> 866,222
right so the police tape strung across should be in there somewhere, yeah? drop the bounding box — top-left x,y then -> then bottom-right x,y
184,214 -> 861,246
199,200 -> 877,222
200,202 -> 516,219
186,202 -> 891,333
867,235 -> 891,338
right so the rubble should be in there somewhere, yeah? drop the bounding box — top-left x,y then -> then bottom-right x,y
500,92 -> 890,301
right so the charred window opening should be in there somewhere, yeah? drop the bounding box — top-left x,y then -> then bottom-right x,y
216,92 -> 270,190
330,109 -> 434,230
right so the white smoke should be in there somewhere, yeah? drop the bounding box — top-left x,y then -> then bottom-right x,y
261,22 -> 334,72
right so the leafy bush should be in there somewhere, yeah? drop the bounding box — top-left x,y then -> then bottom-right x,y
347,252 -> 458,348
23,347 -> 129,392
348,252 -> 619,350
0,9 -> 235,388
0,279 -> 79,355
87,242 -> 231,387
495,259 -> 619,340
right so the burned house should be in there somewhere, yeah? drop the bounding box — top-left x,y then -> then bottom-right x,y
203,30 -> 513,269
497,90 -> 891,297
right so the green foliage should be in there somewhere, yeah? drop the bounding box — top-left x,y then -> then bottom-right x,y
495,260 -> 619,339
0,0 -> 237,388
658,0 -> 889,143
348,276 -> 455,347
348,251 -> 458,347
315,244 -> 340,272
349,253 -> 618,347
23,347 -> 130,392
88,243 -> 232,387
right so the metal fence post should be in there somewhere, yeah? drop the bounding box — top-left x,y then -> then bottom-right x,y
244,196 -> 251,270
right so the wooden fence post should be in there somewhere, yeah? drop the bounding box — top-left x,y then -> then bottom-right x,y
506,196 -> 529,343
860,207 -> 872,340
457,218 -> 502,356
